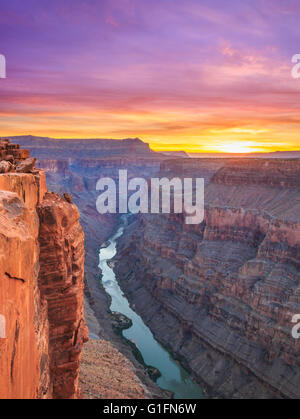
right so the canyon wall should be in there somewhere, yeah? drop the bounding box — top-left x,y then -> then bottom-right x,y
37,193 -> 88,398
8,138 -> 169,398
11,135 -> 300,398
33,156 -> 161,338
0,140 -> 88,399
34,156 -> 170,398
114,158 -> 300,398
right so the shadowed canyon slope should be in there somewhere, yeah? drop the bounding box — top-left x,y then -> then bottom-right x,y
114,158 -> 300,398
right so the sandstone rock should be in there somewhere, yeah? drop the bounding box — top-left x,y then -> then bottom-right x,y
16,157 -> 36,173
0,160 -> 12,173
4,155 -> 14,163
0,139 -> 30,164
0,190 -> 51,399
0,142 -> 88,399
63,192 -> 73,203
37,193 -> 89,399
0,172 -> 47,210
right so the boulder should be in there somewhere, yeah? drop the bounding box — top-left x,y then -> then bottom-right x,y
0,160 -> 13,173
16,157 -> 36,173
4,155 -> 14,163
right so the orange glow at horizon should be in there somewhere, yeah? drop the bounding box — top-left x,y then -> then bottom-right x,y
150,140 -> 270,154
148,133 -> 300,154
1,124 -> 300,154
2,111 -> 300,154
1,104 -> 300,154
215,142 -> 264,154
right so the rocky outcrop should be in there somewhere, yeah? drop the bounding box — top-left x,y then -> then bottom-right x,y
0,138 -> 30,162
0,161 -> 12,173
114,158 -> 300,399
16,157 -> 37,173
0,140 -> 88,399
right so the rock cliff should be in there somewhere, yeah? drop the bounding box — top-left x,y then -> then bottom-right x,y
0,139 -> 88,399
114,158 -> 300,398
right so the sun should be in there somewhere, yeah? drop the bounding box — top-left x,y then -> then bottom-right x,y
216,141 -> 262,154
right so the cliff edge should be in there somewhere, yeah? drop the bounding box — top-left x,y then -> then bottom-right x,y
0,139 -> 88,398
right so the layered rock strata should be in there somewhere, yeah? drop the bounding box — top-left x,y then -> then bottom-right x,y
114,159 -> 300,399
0,140 -> 88,398
37,193 -> 88,398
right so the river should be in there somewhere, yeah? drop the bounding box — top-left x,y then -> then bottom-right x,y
99,222 -> 204,399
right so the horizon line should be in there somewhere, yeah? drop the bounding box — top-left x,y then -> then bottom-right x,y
2,134 -> 300,155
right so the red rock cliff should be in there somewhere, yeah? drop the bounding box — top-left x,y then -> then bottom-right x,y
0,139 -> 87,399
37,193 -> 88,398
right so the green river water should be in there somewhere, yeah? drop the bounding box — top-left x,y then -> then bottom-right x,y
99,223 -> 204,399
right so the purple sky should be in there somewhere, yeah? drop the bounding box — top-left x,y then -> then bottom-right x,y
0,0 -> 300,152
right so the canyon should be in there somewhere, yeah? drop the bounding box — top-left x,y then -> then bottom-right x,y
0,138 -> 161,399
2,135 -> 300,399
114,158 -> 300,398
1,136 -> 170,399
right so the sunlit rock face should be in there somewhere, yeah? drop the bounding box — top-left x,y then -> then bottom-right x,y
114,158 -> 300,399
0,189 -> 49,399
0,141 -> 88,399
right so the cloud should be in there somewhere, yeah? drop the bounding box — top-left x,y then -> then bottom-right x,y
0,0 -> 300,150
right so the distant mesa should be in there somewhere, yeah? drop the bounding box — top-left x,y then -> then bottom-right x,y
4,135 -> 163,160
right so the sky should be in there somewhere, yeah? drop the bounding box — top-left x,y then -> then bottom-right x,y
0,0 -> 300,153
